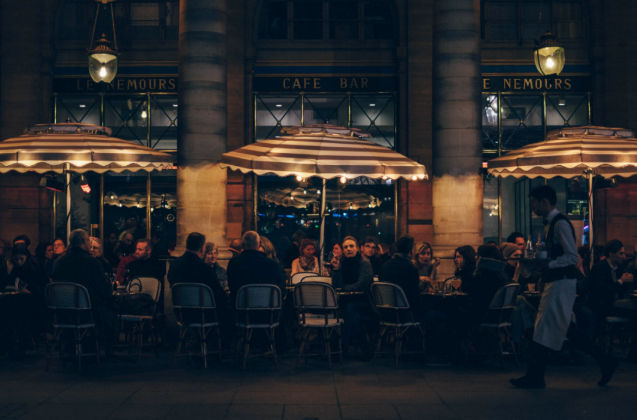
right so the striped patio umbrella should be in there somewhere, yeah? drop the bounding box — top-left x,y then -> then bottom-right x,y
221,124 -> 427,261
0,122 -> 174,241
487,125 -> 637,261
220,124 -> 427,181
0,122 -> 173,173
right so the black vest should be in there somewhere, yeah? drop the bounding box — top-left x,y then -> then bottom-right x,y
545,212 -> 579,282
546,212 -> 576,259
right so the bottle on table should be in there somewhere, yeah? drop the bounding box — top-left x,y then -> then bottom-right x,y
535,233 -> 546,259
524,235 -> 535,259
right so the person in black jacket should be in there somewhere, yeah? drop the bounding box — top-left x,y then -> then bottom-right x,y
226,231 -> 284,305
361,236 -> 383,276
51,229 -> 115,345
463,245 -> 511,322
589,239 -> 635,323
167,232 -> 228,310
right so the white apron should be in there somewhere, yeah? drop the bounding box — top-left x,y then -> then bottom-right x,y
533,279 -> 576,351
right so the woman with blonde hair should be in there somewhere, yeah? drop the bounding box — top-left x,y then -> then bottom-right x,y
412,241 -> 440,290
259,236 -> 286,284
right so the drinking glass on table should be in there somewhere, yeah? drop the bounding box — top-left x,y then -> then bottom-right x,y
450,279 -> 462,294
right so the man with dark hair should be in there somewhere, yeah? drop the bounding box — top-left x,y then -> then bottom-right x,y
167,232 -> 228,309
226,231 -> 283,304
589,240 -> 634,322
511,185 -> 617,389
228,239 -> 243,259
361,235 -> 382,275
52,229 -> 112,323
12,235 -> 31,248
506,232 -> 525,251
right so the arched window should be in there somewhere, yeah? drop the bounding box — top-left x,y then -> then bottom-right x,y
258,0 -> 394,41
481,0 -> 585,41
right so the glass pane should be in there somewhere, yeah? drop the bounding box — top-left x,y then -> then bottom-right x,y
330,21 -> 358,39
351,95 -> 395,149
150,96 -> 178,150
293,20 -> 323,39
500,95 -> 544,150
364,1 -> 391,20
554,2 -> 583,20
56,97 -> 101,125
257,176 -> 396,260
104,97 -> 148,145
487,2 -> 517,20
364,22 -> 392,39
256,95 -> 302,141
150,169 -> 177,257
488,23 -> 517,39
130,2 -> 160,40
522,2 -> 551,22
329,1 -> 358,19
482,94 -> 499,150
294,1 -> 323,19
165,2 -> 179,40
304,95 -> 349,126
555,21 -> 584,39
546,95 -> 588,130
483,176 -> 499,244
258,0 -> 288,40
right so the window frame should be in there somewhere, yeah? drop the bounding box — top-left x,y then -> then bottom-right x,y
256,0 -> 396,44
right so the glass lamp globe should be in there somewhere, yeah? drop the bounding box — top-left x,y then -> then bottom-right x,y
534,31 -> 565,76
87,34 -> 119,83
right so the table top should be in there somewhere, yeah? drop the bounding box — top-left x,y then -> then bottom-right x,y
0,291 -> 19,296
421,292 -> 468,298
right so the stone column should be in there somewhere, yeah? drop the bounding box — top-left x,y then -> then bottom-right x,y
176,0 -> 228,253
432,0 -> 483,277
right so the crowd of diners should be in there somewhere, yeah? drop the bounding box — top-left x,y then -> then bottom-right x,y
0,202 -> 635,380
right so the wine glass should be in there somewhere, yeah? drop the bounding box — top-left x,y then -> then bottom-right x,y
450,279 -> 462,294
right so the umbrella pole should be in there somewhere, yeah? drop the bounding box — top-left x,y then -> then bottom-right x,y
100,174 -> 104,243
588,171 -> 594,269
319,180 -> 327,268
146,172 -> 152,239
66,164 -> 71,243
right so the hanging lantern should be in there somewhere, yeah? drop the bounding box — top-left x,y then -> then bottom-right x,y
534,31 -> 565,76
87,0 -> 120,83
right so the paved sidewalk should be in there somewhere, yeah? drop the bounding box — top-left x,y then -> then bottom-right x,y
0,350 -> 635,420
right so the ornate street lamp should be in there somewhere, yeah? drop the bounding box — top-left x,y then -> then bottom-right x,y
87,0 -> 120,83
534,30 -> 565,76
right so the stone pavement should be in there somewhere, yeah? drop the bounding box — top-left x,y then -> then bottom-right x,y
0,350 -> 635,420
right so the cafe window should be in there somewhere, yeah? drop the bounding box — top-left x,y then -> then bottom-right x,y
58,0 -> 179,43
481,0 -> 585,41
255,93 -> 396,149
257,0 -> 395,41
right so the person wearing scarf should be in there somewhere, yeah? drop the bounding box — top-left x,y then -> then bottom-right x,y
291,238 -> 320,276
331,236 -> 373,357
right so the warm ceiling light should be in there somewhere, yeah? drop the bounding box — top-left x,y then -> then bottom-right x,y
276,104 -> 282,107
340,176 -> 347,184
79,104 -> 86,108
534,31 -> 565,76
296,175 -> 303,181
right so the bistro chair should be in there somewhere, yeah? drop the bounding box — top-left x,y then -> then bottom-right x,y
44,283 -> 99,372
118,277 -> 162,359
371,282 -> 426,367
605,316 -> 633,354
293,282 -> 343,370
235,284 -> 282,371
291,272 -> 319,285
171,283 -> 221,369
476,283 -> 521,366
303,276 -> 332,285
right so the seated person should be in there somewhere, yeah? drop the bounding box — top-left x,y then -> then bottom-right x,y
462,245 -> 511,322
361,236 -> 383,276
259,237 -> 286,287
167,232 -> 228,310
228,239 -> 243,259
412,241 -> 440,291
126,239 -> 166,281
283,230 -> 306,269
227,231 -> 284,305
0,243 -> 49,354
51,229 -> 114,344
291,238 -> 320,276
378,243 -> 391,264
90,237 -> 112,275
204,242 -> 228,289
331,236 -> 374,355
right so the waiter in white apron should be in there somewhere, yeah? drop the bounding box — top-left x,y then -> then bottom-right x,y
510,185 -> 618,388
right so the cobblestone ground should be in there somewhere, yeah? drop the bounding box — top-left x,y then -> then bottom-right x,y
0,347 -> 635,420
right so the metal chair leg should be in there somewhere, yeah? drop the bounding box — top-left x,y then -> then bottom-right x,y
324,329 -> 332,370
394,327 -> 403,368
243,329 -> 252,372
296,328 -> 310,369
